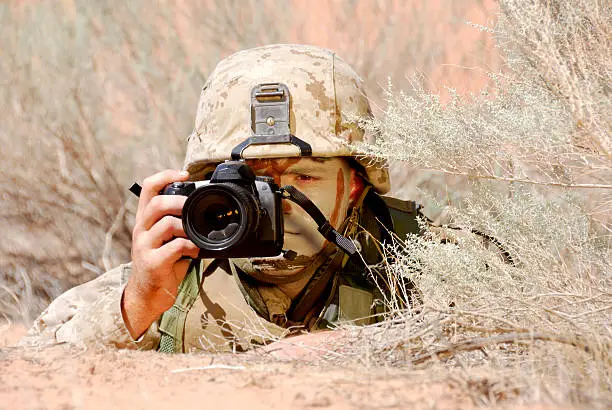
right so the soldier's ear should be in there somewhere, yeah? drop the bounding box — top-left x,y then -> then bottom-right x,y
348,167 -> 366,208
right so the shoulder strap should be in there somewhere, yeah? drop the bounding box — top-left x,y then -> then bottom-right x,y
379,195 -> 421,239
158,260 -> 202,353
332,194 -> 422,323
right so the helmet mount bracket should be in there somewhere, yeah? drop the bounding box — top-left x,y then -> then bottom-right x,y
231,83 -> 312,160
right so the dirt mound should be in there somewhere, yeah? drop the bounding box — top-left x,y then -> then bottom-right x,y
0,324 -> 26,349
1,338 -> 572,410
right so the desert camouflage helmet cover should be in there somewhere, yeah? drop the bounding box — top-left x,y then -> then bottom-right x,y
184,44 -> 390,193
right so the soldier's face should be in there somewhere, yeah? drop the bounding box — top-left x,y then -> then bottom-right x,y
245,157 -> 356,258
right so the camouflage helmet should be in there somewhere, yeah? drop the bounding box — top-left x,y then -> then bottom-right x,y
184,44 -> 390,193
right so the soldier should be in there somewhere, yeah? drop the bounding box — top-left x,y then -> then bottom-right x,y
21,44 -> 414,354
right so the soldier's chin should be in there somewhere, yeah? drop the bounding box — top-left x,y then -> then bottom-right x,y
240,230 -> 326,275
282,232 -> 325,259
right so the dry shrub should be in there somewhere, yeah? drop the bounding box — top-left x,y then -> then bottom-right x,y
0,3 -> 205,323
339,0 -> 611,407
500,0 -> 610,155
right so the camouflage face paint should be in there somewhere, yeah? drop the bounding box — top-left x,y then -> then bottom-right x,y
245,158 -> 301,186
240,157 -> 353,279
329,168 -> 345,228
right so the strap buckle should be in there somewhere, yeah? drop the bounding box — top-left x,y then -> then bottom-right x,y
252,83 -> 290,136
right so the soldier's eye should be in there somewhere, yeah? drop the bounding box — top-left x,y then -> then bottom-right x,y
296,174 -> 318,182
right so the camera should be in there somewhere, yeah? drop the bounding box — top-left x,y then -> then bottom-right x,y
162,161 -> 283,258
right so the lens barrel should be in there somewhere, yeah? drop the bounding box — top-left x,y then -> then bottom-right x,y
183,183 -> 259,251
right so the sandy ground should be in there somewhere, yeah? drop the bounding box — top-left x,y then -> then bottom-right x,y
1,325 -> 571,410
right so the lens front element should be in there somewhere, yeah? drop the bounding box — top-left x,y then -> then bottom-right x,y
183,183 -> 258,251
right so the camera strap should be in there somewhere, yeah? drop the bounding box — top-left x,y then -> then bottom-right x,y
278,185 -> 358,257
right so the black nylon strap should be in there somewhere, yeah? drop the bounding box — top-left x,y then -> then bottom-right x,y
279,185 -> 357,256
231,135 -> 312,160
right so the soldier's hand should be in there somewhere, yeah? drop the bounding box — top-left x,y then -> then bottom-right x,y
121,169 -> 200,339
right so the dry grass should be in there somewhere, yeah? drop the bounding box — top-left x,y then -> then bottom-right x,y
344,0 -> 611,407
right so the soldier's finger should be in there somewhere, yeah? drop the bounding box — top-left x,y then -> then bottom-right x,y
146,215 -> 188,248
156,237 -> 200,264
138,194 -> 187,232
136,169 -> 189,221
171,258 -> 193,286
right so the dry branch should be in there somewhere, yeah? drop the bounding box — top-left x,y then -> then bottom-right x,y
411,332 -> 594,365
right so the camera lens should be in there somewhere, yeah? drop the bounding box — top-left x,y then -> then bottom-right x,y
193,194 -> 240,240
183,183 -> 258,251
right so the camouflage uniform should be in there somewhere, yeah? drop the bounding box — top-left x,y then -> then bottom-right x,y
21,45 -> 395,352
20,261 -> 289,352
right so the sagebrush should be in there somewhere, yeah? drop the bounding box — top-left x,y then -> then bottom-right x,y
346,0 -> 610,407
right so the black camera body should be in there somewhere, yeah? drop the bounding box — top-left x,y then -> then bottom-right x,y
163,161 -> 283,258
